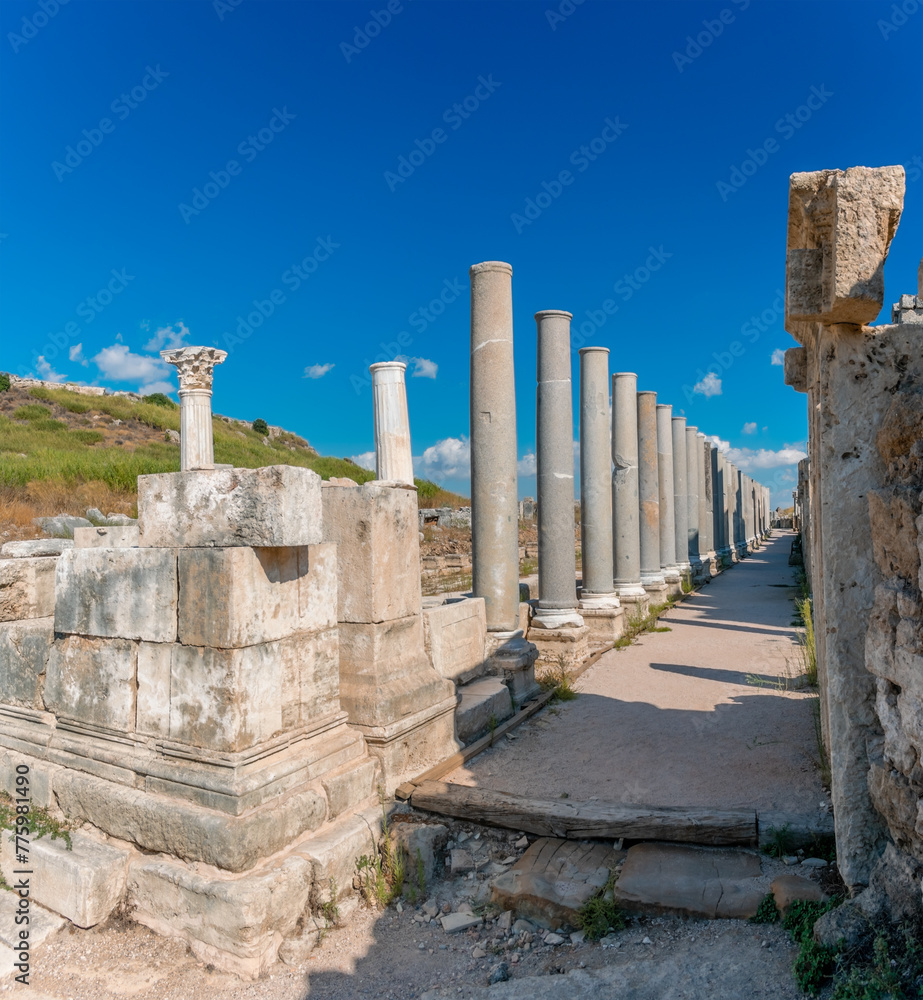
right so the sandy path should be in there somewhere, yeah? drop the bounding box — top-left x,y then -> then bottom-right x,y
447,532 -> 828,823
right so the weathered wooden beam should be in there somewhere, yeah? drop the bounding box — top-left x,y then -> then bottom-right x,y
409,780 -> 757,846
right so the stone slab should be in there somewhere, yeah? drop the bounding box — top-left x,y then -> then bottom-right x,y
0,829 -> 129,928
0,618 -> 53,709
138,465 -> 322,548
0,558 -> 56,623
423,598 -> 487,683
0,539 -> 72,559
440,912 -> 483,933
54,547 -> 177,642
490,838 -> 621,931
177,543 -> 336,648
321,482 -> 422,624
73,525 -> 140,548
456,676 -> 514,744
0,901 -> 65,980
43,635 -> 137,731
612,842 -> 764,920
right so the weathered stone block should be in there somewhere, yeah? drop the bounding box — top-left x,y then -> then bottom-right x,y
73,525 -> 140,548
0,557 -> 56,622
0,829 -> 128,928
138,466 -> 322,548
55,547 -> 177,642
0,539 -> 72,558
136,641 -> 171,736
295,807 -> 382,910
320,757 -> 378,821
44,635 -> 136,730
423,598 -> 487,683
783,347 -> 807,393
321,482 -> 422,623
177,543 -> 336,648
0,617 -> 53,708
456,676 -> 513,743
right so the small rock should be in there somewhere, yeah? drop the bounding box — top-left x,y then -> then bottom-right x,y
544,933 -> 564,945
84,508 -> 107,526
472,946 -> 486,959
499,856 -> 518,866
417,942 -> 425,950
451,849 -> 474,873
570,931 -> 585,944
510,952 -> 520,964
514,837 -> 529,849
801,858 -> 828,868
488,962 -> 510,984
782,856 -> 799,866
395,901 -> 403,913
1,538 -> 73,558
642,936 -> 652,945
456,902 -> 474,915
440,913 -> 483,934
496,911 -> 513,932
422,898 -> 439,919
599,934 -> 621,949
512,919 -> 535,934
458,831 -> 470,843
771,874 -> 829,916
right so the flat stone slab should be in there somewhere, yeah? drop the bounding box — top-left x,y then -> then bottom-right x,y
440,912 -> 483,934
491,837 -> 622,930
0,539 -> 72,558
612,842 -> 765,919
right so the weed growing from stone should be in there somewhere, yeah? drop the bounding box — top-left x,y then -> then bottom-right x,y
750,892 -> 781,924
763,822 -> 793,858
538,657 -> 578,702
0,791 -> 73,850
576,871 -> 626,941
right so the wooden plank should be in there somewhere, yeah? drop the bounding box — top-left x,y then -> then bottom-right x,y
409,780 -> 757,846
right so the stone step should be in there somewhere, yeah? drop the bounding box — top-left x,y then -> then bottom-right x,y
455,677 -> 514,744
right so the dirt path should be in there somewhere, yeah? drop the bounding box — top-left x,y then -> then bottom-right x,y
447,532 -> 828,830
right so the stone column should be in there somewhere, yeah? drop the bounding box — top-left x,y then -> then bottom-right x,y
656,404 -> 681,588
612,374 -> 646,601
370,361 -> 414,485
699,434 -> 715,574
728,462 -> 740,561
685,424 -> 703,577
469,262 -> 538,690
577,348 -> 622,646
533,311 -> 582,629
469,262 -> 520,634
712,444 -> 725,567
671,415 -> 690,580
637,391 -> 666,593
161,346 -> 227,472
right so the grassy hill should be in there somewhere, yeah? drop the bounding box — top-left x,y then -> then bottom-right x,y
0,381 -> 467,538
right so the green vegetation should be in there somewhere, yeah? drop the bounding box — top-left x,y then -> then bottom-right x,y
763,822 -> 793,859
13,403 -> 53,420
0,792 -> 74,850
832,925 -> 923,1000
577,871 -> 626,941
538,656 -> 578,702
0,374 -> 10,393
252,417 -> 269,435
519,558 -> 537,577
355,789 -> 407,909
782,899 -> 838,995
797,596 -> 817,685
751,892 -> 781,924
141,392 -> 176,408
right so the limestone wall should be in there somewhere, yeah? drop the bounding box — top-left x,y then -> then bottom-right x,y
783,164 -> 923,928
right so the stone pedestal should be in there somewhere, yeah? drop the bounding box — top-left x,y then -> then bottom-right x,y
485,630 -> 540,704
470,262 -> 522,634
637,391 -> 666,592
612,373 -> 646,600
370,361 -> 414,485
321,481 -> 459,791
160,346 -> 227,471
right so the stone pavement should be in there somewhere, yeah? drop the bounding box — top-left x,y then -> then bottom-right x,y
445,531 -> 829,837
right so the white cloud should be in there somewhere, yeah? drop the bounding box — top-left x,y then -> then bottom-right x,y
304,363 -> 335,380
68,343 -> 89,366
706,434 -> 807,470
416,436 -> 470,480
742,422 -> 757,435
771,348 -> 786,365
349,451 -> 376,471
139,380 -> 176,396
693,372 -> 722,397
35,356 -> 67,382
92,343 -> 169,386
517,452 -> 537,476
143,322 -> 191,353
408,356 -> 438,379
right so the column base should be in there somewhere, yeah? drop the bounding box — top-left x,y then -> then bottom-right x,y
485,630 -> 540,706
531,607 -> 585,630
577,591 -> 621,610
641,571 -> 666,588
616,582 -> 647,599
642,582 -> 669,605
690,556 -> 711,583
526,623 -> 590,675
578,606 -> 625,648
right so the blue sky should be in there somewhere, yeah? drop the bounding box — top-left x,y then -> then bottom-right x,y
2,0 -> 920,505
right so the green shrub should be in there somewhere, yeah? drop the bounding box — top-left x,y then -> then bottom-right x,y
13,404 -> 53,421
142,392 -> 176,409
751,893 -> 780,924
69,429 -> 104,445
252,418 -> 269,436
577,872 -> 625,941
783,899 -> 838,995
0,373 -> 10,393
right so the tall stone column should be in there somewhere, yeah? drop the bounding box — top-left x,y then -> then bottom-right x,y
370,361 -> 414,485
728,462 -> 740,561
699,434 -> 715,573
638,391 -> 666,592
470,262 -> 520,634
712,445 -> 726,566
612,374 -> 646,602
656,404 -> 680,588
685,424 -> 703,578
671,415 -> 690,579
161,346 -> 227,472
469,262 -> 538,692
534,311 -> 582,628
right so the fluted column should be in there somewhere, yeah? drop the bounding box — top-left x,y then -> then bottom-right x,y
612,373 -> 645,598
161,346 -> 227,471
470,261 -> 520,633
370,362 -> 414,484
638,391 -> 665,589
656,404 -> 680,584
578,348 -> 618,608
671,415 -> 690,577
685,424 -> 702,573
533,311 -> 582,628
699,434 -> 714,568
